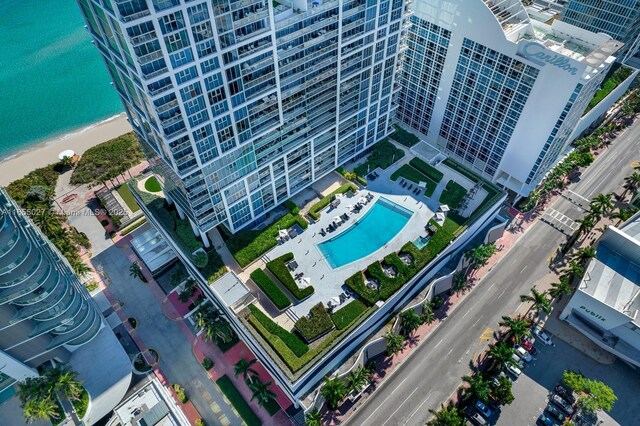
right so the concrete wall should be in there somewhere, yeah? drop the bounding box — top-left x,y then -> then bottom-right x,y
484,219 -> 507,244
571,69 -> 639,138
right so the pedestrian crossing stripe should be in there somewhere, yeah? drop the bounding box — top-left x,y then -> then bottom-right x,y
220,415 -> 231,426
210,402 -> 221,413
479,328 -> 493,342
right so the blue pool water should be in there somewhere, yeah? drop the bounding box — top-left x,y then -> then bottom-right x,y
317,198 -> 413,268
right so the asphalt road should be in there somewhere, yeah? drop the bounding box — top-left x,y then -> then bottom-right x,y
346,122 -> 640,426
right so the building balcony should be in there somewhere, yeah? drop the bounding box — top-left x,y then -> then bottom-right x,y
130,31 -> 157,46
156,99 -> 179,114
118,9 -> 151,23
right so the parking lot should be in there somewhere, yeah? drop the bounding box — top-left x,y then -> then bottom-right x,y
496,333 -> 640,426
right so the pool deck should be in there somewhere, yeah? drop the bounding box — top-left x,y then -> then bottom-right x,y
267,177 -> 434,317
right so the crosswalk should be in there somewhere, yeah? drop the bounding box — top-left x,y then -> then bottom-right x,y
541,207 -> 579,235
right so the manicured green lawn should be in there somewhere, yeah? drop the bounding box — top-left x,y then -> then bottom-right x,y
144,175 -> 162,192
216,375 -> 262,426
439,180 -> 467,209
390,164 -> 428,183
250,269 -> 292,310
409,158 -> 443,183
331,300 -> 367,329
390,124 -> 420,147
354,139 -> 404,176
116,183 -> 140,213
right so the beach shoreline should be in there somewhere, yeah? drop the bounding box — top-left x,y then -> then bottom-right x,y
0,113 -> 133,186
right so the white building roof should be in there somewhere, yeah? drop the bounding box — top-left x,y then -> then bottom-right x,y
130,226 -> 177,273
210,272 -> 252,310
579,214 -> 640,319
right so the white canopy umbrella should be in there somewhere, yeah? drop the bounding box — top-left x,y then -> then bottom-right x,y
347,204 -> 354,211
58,149 -> 75,160
331,296 -> 340,304
278,229 -> 288,239
301,277 -> 311,287
358,197 -> 366,205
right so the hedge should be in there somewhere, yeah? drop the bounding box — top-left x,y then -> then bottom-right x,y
586,65 -> 633,113
354,139 -> 405,176
295,303 -> 334,342
409,158 -> 443,183
120,218 -> 147,235
439,180 -> 468,209
247,304 -> 375,373
226,213 -> 308,267
199,249 -> 227,283
331,300 -> 367,329
283,199 -> 299,214
308,182 -> 358,221
344,272 -> 379,306
248,304 -> 308,356
250,269 -> 291,310
216,375 -> 261,426
390,124 -> 420,147
266,253 -> 314,300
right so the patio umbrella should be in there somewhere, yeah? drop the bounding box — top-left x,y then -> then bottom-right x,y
301,277 -> 311,287
332,296 -> 340,304
358,197 -> 366,205
347,204 -> 354,211
333,216 -> 341,224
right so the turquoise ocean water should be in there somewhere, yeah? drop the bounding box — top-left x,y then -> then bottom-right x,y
0,1 -> 123,160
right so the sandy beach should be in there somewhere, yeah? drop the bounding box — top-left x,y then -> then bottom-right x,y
0,114 -> 132,186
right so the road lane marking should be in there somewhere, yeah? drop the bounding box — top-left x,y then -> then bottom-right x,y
403,392 -> 433,425
520,265 -> 527,274
488,282 -> 496,290
434,338 -> 444,349
498,289 -> 506,299
382,388 -> 419,426
462,307 -> 473,318
472,317 -> 482,326
446,347 -> 454,356
360,375 -> 411,424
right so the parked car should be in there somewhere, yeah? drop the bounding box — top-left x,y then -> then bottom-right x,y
551,394 -> 575,415
492,371 -> 510,387
533,326 -> 554,346
537,413 -> 555,426
511,353 -> 525,369
514,344 -> 533,362
474,400 -> 493,418
545,403 -> 566,423
554,384 -> 577,405
465,407 -> 488,425
519,339 -> 537,355
504,362 -> 522,378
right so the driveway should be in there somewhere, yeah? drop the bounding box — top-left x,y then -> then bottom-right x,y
92,241 -> 241,426
497,335 -> 640,426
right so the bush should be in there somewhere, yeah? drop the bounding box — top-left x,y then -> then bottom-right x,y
390,124 -> 420,147
439,180 -> 467,209
100,219 -> 109,227
72,389 -> 89,419
248,304 -> 308,356
71,132 -> 144,185
195,420 -> 205,426
172,384 -> 188,403
283,199 -> 300,214
226,213 -> 308,267
120,218 -> 147,235
295,303 -> 335,342
250,269 -> 292,310
6,165 -> 59,206
84,281 -> 99,292
266,253 -> 314,300
586,65 -> 633,113
192,251 -> 208,268
175,215 -> 203,252
356,175 -> 368,186
308,182 -> 358,220
409,158 -> 443,183
199,249 -> 227,283
216,376 -> 261,426
202,357 -> 214,371
331,300 -> 367,329
354,139 -> 405,176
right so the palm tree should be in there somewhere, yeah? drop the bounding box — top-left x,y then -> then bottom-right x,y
485,342 -> 515,372
234,359 -> 258,382
304,407 -> 323,426
32,208 -> 62,236
427,403 -> 465,426
421,303 -> 436,324
385,331 -> 405,356
499,315 -> 530,343
573,247 -> 596,265
347,365 -> 371,393
400,309 -> 422,336
464,243 -> 496,273
248,379 -> 277,409
623,172 -> 640,199
520,287 -> 551,318
44,366 -> 82,401
590,193 -> 613,217
462,373 -> 491,403
549,279 -> 573,301
22,398 -> 60,424
129,261 -> 145,281
321,376 -> 346,410
490,374 -> 514,406
17,377 -> 46,405
206,318 -> 235,344
561,260 -> 585,282
451,271 -> 468,295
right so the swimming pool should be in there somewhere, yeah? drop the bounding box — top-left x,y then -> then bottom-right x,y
317,197 -> 413,268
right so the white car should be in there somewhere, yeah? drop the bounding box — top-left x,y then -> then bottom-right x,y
511,354 -> 525,369
504,362 -> 522,378
533,326 -> 554,346
514,344 -> 533,362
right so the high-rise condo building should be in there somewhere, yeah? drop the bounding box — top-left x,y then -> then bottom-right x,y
397,0 -> 621,197
0,188 -> 132,424
77,0 -> 405,234
561,0 -> 640,67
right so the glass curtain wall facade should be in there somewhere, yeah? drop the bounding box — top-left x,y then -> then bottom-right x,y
77,0 -> 407,232
0,188 -> 101,391
561,0 -> 640,65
